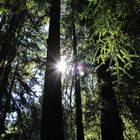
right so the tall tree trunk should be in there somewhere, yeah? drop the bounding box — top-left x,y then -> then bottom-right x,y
72,0 -> 84,138
97,61 -> 124,140
41,0 -> 64,140
75,77 -> 85,140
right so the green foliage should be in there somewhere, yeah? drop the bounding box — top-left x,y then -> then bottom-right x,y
0,0 -> 48,138
78,0 -> 140,85
1,125 -> 22,139
122,114 -> 140,140
75,0 -> 140,139
1,0 -> 140,139
26,0 -> 35,9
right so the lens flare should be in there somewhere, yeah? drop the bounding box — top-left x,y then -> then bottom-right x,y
75,63 -> 85,76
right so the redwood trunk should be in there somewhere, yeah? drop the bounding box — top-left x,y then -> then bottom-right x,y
97,61 -> 124,140
41,0 -> 64,139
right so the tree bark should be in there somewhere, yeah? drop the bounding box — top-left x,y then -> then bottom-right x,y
41,0 -> 64,140
97,61 -> 124,140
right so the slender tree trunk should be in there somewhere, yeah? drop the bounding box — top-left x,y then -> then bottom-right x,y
97,61 -> 124,140
41,0 -> 64,140
72,0 -> 84,137
75,77 -> 84,140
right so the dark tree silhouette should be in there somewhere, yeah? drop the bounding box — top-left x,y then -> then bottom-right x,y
97,60 -> 124,140
41,0 -> 64,140
73,23 -> 84,140
72,0 -> 84,139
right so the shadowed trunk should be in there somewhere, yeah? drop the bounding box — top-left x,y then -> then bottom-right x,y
97,61 -> 124,140
75,77 -> 84,140
72,0 -> 84,138
41,0 -> 64,140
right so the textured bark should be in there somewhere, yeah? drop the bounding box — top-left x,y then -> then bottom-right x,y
97,61 -> 124,140
41,0 -> 64,140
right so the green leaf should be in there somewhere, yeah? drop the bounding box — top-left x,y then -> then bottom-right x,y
117,53 -> 125,63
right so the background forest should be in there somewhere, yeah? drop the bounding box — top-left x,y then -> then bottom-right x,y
0,0 -> 140,140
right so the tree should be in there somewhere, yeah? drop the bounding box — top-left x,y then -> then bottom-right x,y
97,60 -> 124,140
77,0 -> 140,139
0,0 -> 140,139
0,0 -> 48,138
41,0 -> 64,139
0,1 -> 27,135
72,0 -> 85,139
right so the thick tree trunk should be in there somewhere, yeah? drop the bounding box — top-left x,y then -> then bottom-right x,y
41,0 -> 64,140
97,61 -> 124,140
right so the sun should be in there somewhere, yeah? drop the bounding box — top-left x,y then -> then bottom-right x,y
56,59 -> 67,74
55,57 -> 85,77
